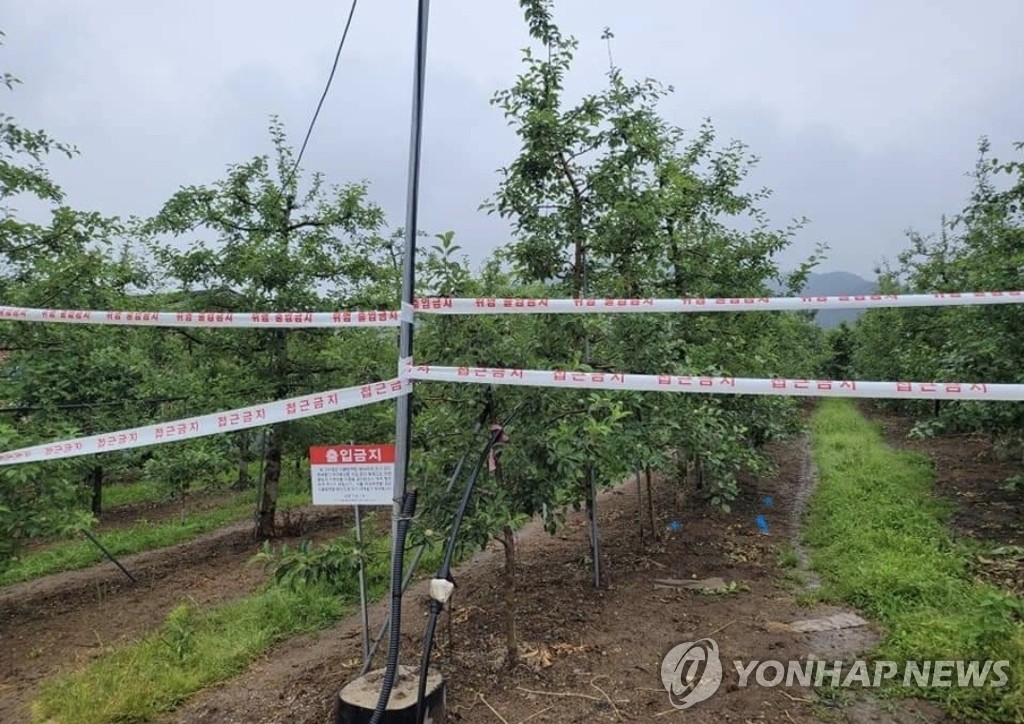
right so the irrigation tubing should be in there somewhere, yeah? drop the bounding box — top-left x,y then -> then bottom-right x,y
415,405 -> 522,724
358,393 -> 495,676
368,488 -> 418,724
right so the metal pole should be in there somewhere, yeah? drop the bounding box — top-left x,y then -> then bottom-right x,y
360,422 -> 479,676
581,239 -> 600,588
636,465 -> 645,547
387,0 -> 431,664
354,505 -> 370,668
588,469 -> 600,587
80,528 -> 136,583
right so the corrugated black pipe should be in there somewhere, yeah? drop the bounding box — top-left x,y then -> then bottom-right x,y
360,387 -> 496,675
358,412 -> 487,677
368,488 -> 418,724
415,408 -> 519,724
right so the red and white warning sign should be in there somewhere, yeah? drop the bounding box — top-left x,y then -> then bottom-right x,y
310,444 -> 395,506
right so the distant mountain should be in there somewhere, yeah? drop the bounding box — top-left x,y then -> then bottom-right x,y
771,271 -> 876,328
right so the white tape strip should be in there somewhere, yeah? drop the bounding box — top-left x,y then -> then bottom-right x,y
0,306 -> 399,328
399,302 -> 416,325
408,365 -> 1024,401
398,356 -> 413,381
0,378 -> 411,467
413,291 -> 1024,315
4,291 -> 1024,330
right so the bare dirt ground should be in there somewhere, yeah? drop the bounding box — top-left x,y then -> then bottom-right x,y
0,506 -> 351,723
156,434 -> 945,724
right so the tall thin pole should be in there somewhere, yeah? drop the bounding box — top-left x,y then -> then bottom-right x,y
582,246 -> 600,588
354,505 -> 370,667
388,0 -> 431,658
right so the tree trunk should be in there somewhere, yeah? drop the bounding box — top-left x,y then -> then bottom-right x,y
254,329 -> 288,539
674,451 -> 691,511
635,466 -> 645,547
557,149 -> 587,300
501,524 -> 518,668
492,455 -> 518,668
235,430 -> 250,491
90,465 -> 103,516
255,424 -> 284,538
666,216 -> 684,296
645,465 -> 658,540
585,468 -> 606,588
676,448 -> 688,488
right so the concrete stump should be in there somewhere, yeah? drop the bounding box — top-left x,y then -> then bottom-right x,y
334,665 -> 445,724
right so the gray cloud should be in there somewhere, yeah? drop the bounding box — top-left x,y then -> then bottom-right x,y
3,0 -> 1022,280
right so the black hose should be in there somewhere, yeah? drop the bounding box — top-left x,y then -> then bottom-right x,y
415,407 -> 520,724
368,488 -> 418,724
359,389 -> 495,677
415,610 -> 442,716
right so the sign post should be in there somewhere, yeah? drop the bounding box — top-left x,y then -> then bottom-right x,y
354,503 -> 369,667
310,443 -> 395,670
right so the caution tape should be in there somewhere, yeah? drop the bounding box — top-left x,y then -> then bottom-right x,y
6,362 -> 1020,466
3,291 -> 1024,331
413,291 -> 1024,315
0,378 -> 411,466
407,365 -> 1024,401
0,306 -> 399,328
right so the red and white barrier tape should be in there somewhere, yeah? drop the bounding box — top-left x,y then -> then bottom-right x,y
408,365 -> 1024,401
3,291 -> 1024,331
0,306 -> 399,328
6,361 -> 1021,466
0,378 -> 410,466
413,291 -> 1024,315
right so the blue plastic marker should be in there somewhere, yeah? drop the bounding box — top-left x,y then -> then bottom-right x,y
762,496 -> 774,507
755,515 -> 769,535
668,520 -> 682,532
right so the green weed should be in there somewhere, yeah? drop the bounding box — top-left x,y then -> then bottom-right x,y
2,483 -> 312,587
776,542 -> 800,569
102,480 -> 168,508
32,585 -> 344,723
807,400 -> 1024,721
31,523 -> 445,724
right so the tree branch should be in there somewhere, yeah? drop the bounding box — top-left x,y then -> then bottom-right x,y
545,407 -> 590,425
284,218 -> 325,233
170,327 -> 206,346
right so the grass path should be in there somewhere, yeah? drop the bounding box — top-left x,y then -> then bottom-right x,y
806,400 -> 1024,721
1,488 -> 310,587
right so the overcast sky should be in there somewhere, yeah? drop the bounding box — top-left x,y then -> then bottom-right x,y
4,0 -> 1023,280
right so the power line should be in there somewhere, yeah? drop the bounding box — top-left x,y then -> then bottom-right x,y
287,0 -> 360,186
